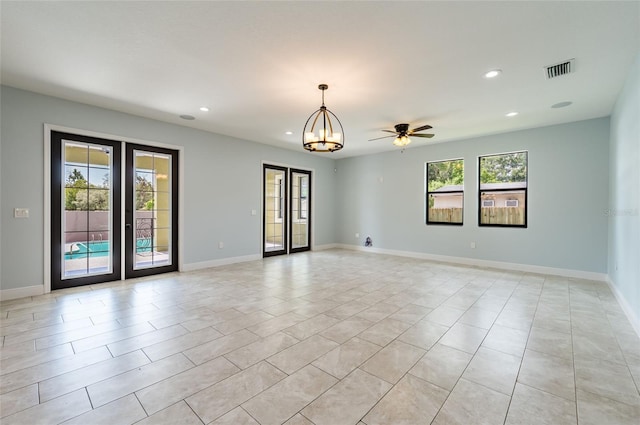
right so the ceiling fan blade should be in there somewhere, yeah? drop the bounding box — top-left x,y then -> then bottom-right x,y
382,129 -> 398,134
410,124 -> 432,133
411,133 -> 435,138
368,135 -> 396,141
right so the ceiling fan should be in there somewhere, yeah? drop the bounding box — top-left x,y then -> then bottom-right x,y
369,123 -> 435,147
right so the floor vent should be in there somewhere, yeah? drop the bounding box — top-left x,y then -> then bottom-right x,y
545,59 -> 575,79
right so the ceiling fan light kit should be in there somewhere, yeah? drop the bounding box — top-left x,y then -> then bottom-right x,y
393,135 -> 411,147
302,84 -> 344,153
369,123 -> 435,148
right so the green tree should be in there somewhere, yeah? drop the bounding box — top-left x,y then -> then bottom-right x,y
427,159 -> 464,191
65,168 -> 88,210
74,189 -> 109,210
136,175 -> 154,210
480,152 -> 527,183
65,168 -> 112,210
67,168 -> 86,186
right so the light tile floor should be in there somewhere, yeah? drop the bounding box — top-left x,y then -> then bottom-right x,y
1,249 -> 639,424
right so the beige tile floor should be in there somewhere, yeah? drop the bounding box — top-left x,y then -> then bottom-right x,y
1,249 -> 639,424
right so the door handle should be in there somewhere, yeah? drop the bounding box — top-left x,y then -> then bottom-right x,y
125,224 -> 131,229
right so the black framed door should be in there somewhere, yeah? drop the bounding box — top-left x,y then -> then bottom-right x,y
51,131 -> 122,289
51,132 -> 179,289
263,164 -> 311,258
263,164 -> 288,257
289,168 -> 311,254
125,144 -> 179,278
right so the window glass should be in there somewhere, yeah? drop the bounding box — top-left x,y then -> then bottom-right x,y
426,159 -> 464,225
479,151 -> 527,227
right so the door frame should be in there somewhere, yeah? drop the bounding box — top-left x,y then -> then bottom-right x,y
44,124 -> 185,294
289,168 -> 312,254
261,161 -> 314,257
125,143 -> 179,278
50,131 -> 123,289
262,164 -> 289,258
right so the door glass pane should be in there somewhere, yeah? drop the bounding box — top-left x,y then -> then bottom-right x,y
133,150 -> 172,269
265,168 -> 286,253
291,172 -> 309,249
62,141 -> 112,278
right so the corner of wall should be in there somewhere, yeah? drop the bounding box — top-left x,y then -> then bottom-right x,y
608,51 -> 640,337
606,276 -> 640,337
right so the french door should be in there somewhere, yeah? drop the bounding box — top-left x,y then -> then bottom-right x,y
125,144 -> 178,278
51,131 -> 178,290
263,164 -> 311,257
289,169 -> 311,254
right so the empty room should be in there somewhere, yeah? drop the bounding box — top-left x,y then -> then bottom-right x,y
1,1 -> 639,424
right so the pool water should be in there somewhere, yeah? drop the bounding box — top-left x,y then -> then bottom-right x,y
65,240 -> 151,259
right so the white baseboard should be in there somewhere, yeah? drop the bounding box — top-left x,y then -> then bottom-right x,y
182,254 -> 262,272
606,276 -> 640,338
336,244 -> 608,282
0,285 -> 45,301
183,245 -> 339,271
313,243 -> 339,251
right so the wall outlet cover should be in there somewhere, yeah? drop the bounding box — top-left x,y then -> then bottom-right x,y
14,208 -> 29,218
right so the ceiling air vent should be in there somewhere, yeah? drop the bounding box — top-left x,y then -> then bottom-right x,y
545,59 -> 575,79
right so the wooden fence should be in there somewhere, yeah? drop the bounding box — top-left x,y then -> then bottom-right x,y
480,207 -> 525,225
428,208 -> 463,223
428,207 -> 525,225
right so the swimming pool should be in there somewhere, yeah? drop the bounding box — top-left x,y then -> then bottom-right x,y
65,240 -> 151,259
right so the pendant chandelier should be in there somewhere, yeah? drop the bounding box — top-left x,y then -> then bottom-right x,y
303,84 -> 344,152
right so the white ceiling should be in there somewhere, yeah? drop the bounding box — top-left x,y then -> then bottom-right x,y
2,1 -> 639,158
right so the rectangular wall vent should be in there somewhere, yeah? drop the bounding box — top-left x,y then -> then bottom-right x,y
545,59 -> 575,79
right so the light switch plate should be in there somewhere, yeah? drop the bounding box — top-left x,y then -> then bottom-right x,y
14,208 -> 29,218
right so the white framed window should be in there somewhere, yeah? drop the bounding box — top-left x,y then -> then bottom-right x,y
505,199 -> 519,207
482,199 -> 495,207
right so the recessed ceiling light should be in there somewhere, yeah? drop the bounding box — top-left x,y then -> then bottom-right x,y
505,112 -> 519,117
199,106 -> 210,112
551,101 -> 573,109
285,131 -> 293,135
484,69 -> 502,79
180,114 -> 195,120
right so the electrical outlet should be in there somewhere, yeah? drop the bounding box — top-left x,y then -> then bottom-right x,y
470,242 -> 476,249
355,233 -> 359,238
251,209 -> 257,216
218,241 -> 224,249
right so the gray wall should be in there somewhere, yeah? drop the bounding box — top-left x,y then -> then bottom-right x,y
0,84 -> 626,299
0,86 -> 337,291
335,118 -> 610,273
609,52 -> 640,325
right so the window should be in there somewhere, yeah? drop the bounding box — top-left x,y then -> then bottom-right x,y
298,175 -> 308,220
426,159 -> 464,225
479,151 -> 527,227
274,174 -> 284,222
